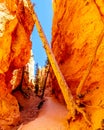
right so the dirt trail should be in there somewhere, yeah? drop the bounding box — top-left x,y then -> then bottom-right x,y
18,96 -> 69,130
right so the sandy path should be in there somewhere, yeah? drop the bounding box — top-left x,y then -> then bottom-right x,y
18,97 -> 70,130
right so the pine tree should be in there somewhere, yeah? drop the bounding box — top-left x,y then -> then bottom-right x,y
40,58 -> 50,98
34,63 -> 39,95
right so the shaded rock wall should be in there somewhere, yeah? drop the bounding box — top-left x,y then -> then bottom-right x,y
51,0 -> 104,129
0,0 -> 34,129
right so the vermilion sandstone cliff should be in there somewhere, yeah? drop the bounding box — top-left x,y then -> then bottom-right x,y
1,0 -> 104,129
51,0 -> 104,129
0,0 -> 34,129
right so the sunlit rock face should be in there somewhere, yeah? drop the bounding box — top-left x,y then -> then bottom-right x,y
10,51 -> 35,91
0,0 -> 34,128
51,0 -> 104,129
25,50 -> 35,85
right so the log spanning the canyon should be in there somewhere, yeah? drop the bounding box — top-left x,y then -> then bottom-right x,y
27,0 -> 91,124
27,0 -> 75,118
34,12 -> 76,119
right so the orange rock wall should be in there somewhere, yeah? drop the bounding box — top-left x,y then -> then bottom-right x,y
51,0 -> 104,129
0,0 -> 34,128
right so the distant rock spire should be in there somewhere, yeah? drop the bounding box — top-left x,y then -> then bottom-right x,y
25,50 -> 35,84
11,50 -> 35,90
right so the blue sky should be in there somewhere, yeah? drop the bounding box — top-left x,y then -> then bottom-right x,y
31,0 -> 52,67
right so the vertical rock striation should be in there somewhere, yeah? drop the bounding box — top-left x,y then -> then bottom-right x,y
0,0 -> 34,128
51,0 -> 104,129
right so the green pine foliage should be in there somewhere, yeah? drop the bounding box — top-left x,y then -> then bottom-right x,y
34,59 -> 50,98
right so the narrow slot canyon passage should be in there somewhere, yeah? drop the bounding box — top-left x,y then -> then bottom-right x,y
1,0 -> 104,130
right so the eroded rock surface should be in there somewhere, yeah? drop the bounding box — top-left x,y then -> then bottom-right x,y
0,0 -> 34,129
51,0 -> 104,129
